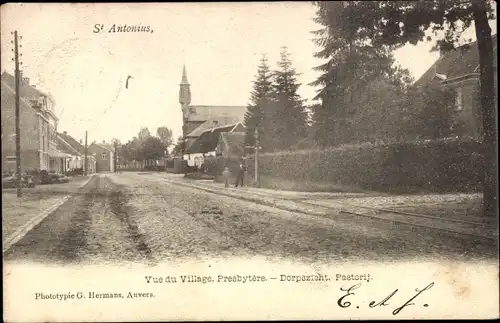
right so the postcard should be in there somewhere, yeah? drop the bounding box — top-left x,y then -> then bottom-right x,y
2,2 -> 499,321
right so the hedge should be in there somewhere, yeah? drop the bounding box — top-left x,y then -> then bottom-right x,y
203,138 -> 484,193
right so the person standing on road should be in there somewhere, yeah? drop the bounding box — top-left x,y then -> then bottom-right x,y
222,167 -> 231,188
235,158 -> 246,188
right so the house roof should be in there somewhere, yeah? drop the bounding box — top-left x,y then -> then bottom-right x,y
1,71 -> 47,99
56,133 -> 82,156
216,132 -> 245,157
58,132 -> 85,154
1,81 -> 33,113
185,125 -> 236,154
187,116 -> 244,138
186,105 -> 247,122
1,71 -> 58,121
415,35 -> 498,87
89,142 -> 115,152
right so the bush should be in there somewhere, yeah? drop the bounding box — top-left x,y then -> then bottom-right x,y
202,156 -> 242,177
251,138 -> 483,193
200,139 -> 482,193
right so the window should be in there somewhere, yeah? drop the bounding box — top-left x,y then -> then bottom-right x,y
102,152 -> 107,160
455,87 -> 463,111
189,107 -> 197,114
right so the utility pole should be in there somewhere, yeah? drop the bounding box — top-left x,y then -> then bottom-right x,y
84,130 -> 88,176
13,31 -> 22,197
254,128 -> 259,187
114,141 -> 118,172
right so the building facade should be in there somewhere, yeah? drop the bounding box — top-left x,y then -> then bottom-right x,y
57,131 -> 96,174
415,36 -> 498,139
179,65 -> 247,154
1,71 -> 66,173
88,141 -> 115,173
56,131 -> 96,174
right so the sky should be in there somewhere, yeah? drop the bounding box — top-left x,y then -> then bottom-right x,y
1,2 -> 497,145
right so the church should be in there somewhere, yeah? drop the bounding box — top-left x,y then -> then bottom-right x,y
179,65 -> 247,165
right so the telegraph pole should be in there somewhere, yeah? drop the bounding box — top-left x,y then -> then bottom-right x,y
254,128 -> 259,187
13,31 -> 22,197
114,141 -> 118,172
84,131 -> 88,176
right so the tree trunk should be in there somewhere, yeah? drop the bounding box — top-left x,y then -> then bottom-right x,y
472,0 -> 498,217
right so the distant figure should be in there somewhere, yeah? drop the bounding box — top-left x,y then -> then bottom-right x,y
235,158 -> 246,188
125,75 -> 133,89
222,167 -> 231,188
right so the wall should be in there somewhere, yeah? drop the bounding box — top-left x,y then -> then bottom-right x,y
447,78 -> 482,138
88,144 -> 112,172
1,89 -> 41,172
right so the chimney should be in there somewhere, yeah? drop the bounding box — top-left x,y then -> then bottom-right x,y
63,131 -> 67,135
79,139 -> 83,144
23,77 -> 30,85
102,140 -> 105,144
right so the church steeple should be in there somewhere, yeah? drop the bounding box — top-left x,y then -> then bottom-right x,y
179,65 -> 191,106
179,65 -> 192,135
180,64 -> 189,85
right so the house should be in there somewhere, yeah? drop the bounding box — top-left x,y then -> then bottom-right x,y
88,140 -> 115,172
57,131 -> 96,174
178,65 -> 247,159
1,71 -> 67,173
414,36 -> 498,138
184,122 -> 245,167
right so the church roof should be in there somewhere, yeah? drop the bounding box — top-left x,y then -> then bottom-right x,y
186,115 -> 244,137
186,105 -> 247,122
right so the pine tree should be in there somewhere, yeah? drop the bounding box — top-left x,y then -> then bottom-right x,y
270,46 -> 308,150
243,54 -> 274,151
310,1 -> 398,146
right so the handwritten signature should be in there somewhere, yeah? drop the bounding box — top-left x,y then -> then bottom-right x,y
337,282 -> 434,315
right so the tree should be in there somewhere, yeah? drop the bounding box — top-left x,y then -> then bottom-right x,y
172,135 -> 184,156
156,126 -> 173,150
312,0 -> 497,216
243,54 -> 274,152
270,46 -> 308,150
310,1 -> 403,146
141,136 -> 165,161
138,127 -> 151,143
400,85 -> 456,140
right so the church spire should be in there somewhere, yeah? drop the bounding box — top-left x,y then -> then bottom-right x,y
179,65 -> 191,108
180,64 -> 189,85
